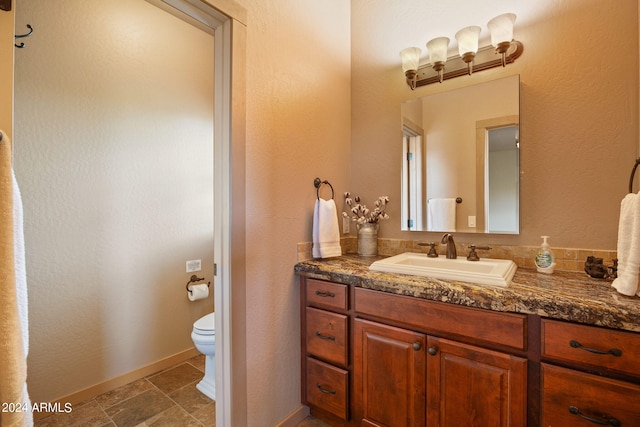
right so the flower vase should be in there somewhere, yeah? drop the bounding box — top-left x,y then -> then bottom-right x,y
357,223 -> 379,256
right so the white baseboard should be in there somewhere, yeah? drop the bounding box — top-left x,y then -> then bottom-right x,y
276,405 -> 310,427
33,347 -> 201,420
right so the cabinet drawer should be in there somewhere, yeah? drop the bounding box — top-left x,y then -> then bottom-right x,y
541,319 -> 640,376
306,279 -> 348,311
306,357 -> 349,420
306,307 -> 348,366
541,363 -> 640,427
355,287 -> 526,350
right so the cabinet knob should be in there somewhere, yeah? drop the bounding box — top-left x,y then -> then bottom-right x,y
412,341 -> 422,351
428,346 -> 438,356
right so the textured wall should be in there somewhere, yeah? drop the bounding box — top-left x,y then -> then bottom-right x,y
233,0 -> 351,424
351,0 -> 638,250
14,0 -> 214,402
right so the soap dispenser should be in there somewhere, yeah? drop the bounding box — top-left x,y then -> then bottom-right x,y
535,236 -> 556,274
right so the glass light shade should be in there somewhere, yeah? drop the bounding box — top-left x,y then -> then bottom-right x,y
400,47 -> 421,72
426,37 -> 450,65
455,26 -> 481,56
487,13 -> 516,47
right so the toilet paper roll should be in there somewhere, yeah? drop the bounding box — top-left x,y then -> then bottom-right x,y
187,283 -> 209,301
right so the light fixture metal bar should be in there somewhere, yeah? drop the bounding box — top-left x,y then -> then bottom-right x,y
412,40 -> 523,88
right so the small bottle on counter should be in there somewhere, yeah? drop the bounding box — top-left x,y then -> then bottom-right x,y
535,235 -> 556,274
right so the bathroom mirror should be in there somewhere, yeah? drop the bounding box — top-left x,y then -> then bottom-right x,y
401,75 -> 520,234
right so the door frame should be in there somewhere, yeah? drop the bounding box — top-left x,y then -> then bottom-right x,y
147,1 -> 247,425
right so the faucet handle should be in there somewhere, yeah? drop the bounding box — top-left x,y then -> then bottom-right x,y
467,244 -> 492,261
418,242 -> 439,258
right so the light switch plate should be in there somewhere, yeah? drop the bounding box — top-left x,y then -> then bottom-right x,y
186,259 -> 202,273
343,217 -> 350,234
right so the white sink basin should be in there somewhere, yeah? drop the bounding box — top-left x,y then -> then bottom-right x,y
369,252 -> 517,287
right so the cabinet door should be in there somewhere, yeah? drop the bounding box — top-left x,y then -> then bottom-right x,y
426,336 -> 527,427
354,319 -> 426,427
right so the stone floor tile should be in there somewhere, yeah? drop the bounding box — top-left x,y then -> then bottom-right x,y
137,405 -> 203,426
168,381 -> 213,414
190,400 -> 216,427
146,363 -> 204,394
95,378 -> 154,409
104,389 -> 173,427
35,400 -> 110,427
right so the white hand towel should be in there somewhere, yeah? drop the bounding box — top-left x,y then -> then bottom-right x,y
427,198 -> 457,232
612,192 -> 640,296
13,169 -> 29,359
312,198 -> 342,258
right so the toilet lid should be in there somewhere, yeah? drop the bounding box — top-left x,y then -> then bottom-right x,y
193,312 -> 215,335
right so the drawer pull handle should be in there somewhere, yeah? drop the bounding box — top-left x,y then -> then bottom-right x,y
427,346 -> 438,356
568,406 -> 621,427
569,340 -> 622,357
412,341 -> 422,351
315,331 -> 335,341
315,290 -> 335,298
316,383 -> 337,395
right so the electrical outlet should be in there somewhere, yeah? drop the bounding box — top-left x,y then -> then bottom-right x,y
186,259 -> 202,273
343,217 -> 350,234
468,216 -> 476,228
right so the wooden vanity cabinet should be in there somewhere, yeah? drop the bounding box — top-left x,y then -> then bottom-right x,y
353,288 -> 527,427
540,319 -> 640,427
300,276 -> 640,427
301,278 -> 351,423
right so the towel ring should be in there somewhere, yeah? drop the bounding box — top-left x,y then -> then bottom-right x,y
629,158 -> 640,193
185,274 -> 210,294
314,177 -> 334,200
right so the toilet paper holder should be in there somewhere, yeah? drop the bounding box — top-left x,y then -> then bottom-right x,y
185,274 -> 210,294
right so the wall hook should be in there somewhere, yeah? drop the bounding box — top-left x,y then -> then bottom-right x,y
15,24 -> 33,48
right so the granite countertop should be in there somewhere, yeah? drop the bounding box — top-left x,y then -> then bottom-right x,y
295,255 -> 640,333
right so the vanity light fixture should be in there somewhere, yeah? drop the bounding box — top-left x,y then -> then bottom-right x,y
400,47 -> 422,90
426,37 -> 450,83
455,26 -> 481,74
400,13 -> 523,90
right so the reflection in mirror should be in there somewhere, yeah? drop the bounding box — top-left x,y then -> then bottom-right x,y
401,75 -> 520,234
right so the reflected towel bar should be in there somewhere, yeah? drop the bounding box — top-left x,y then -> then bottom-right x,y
429,197 -> 462,204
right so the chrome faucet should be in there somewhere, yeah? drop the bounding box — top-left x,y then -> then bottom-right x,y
441,233 -> 457,259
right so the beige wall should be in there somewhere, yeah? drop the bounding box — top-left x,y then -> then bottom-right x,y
352,0 -> 639,250
14,0 -> 214,402
233,0 -> 351,424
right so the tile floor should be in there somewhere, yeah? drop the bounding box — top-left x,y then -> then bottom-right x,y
34,354 -> 333,427
35,355 -> 215,427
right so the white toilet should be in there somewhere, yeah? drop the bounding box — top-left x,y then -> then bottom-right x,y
191,312 -> 216,400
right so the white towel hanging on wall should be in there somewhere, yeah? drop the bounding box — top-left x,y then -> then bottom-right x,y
612,191 -> 640,297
